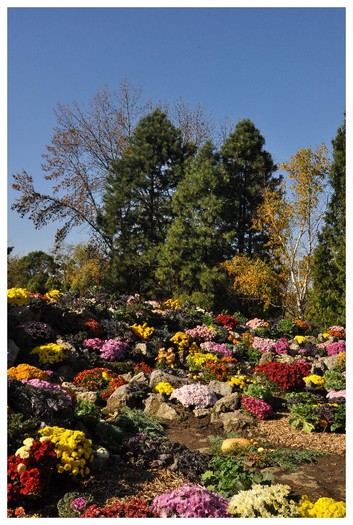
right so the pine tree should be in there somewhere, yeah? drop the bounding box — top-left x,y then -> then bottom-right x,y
311,117 -> 346,326
100,109 -> 192,294
220,119 -> 280,257
156,142 -> 231,310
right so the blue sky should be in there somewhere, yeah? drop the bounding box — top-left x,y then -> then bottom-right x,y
7,5 -> 346,256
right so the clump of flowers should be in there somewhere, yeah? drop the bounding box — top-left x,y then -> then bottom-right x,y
253,361 -> 311,392
185,324 -> 217,342
326,341 -> 346,356
82,498 -> 157,517
228,483 -> 299,517
152,484 -> 230,518
20,379 -> 73,404
30,342 -> 66,364
101,376 -> 127,399
83,338 -> 104,350
293,335 -> 307,345
327,326 -> 346,339
19,321 -> 56,342
170,383 -> 218,409
154,381 -> 175,395
73,367 -> 118,392
326,389 -> 346,401
241,396 -> 273,419
44,289 -> 62,302
299,495 -> 345,517
303,374 -> 325,387
38,426 -> 93,478
170,331 -> 191,350
7,287 -> 30,307
228,374 -> 254,391
215,314 -> 239,331
163,298 -> 182,310
156,347 -> 177,369
201,341 -> 233,357
133,362 -> 153,374
100,339 -> 128,361
81,317 -> 104,336
186,352 -> 218,372
130,322 -> 155,339
293,318 -> 310,332
8,438 -> 57,505
7,364 -> 50,382
252,337 -> 276,353
57,491 -> 94,517
246,318 -> 269,330
272,337 -> 290,354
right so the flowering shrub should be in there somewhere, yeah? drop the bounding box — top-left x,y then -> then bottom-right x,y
73,367 -> 118,391
83,338 -> 104,350
30,342 -> 66,364
7,364 -> 50,382
252,337 -> 276,353
185,324 -> 217,342
163,298 -> 182,310
228,374 -> 254,391
299,495 -> 345,517
203,360 -> 233,381
100,339 -> 128,360
201,341 -> 233,356
246,318 -> 269,330
21,379 -> 73,404
170,331 -> 191,350
186,352 -> 218,371
38,426 -> 93,478
293,318 -> 310,332
241,396 -> 273,419
272,337 -> 290,354
253,361 -> 311,392
170,383 -> 218,409
57,491 -> 94,517
303,374 -> 325,387
152,484 -> 230,517
133,361 -> 153,374
8,438 -> 57,505
156,347 -> 177,368
82,498 -> 157,517
327,326 -> 346,339
154,381 -> 175,395
44,289 -> 62,301
215,314 -> 239,330
101,376 -> 127,399
130,322 -> 154,339
18,321 -> 55,342
80,317 -> 104,336
7,287 -> 30,307
228,483 -> 299,517
326,341 -> 346,355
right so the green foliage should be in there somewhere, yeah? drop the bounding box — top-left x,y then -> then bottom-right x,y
288,403 -> 317,433
74,399 -> 101,419
323,370 -> 345,391
262,447 -> 326,471
275,318 -> 299,338
201,455 -> 273,498
112,407 -> 165,438
57,492 -> 94,518
244,346 -> 261,366
7,412 -> 41,455
7,250 -> 61,293
310,117 -> 345,326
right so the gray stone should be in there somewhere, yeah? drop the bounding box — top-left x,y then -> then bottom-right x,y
149,369 -> 189,390
276,354 -> 295,364
193,408 -> 210,418
211,410 -> 254,433
130,371 -> 149,383
208,380 -> 233,398
121,372 -> 133,382
259,352 -> 274,365
8,339 -> 20,367
102,384 -> 130,414
311,361 -> 327,375
289,342 -> 300,352
212,393 -> 241,414
8,306 -> 34,323
76,391 -> 99,404
143,393 -> 179,421
321,354 -> 341,370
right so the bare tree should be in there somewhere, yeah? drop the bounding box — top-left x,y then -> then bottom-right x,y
11,79 -> 151,251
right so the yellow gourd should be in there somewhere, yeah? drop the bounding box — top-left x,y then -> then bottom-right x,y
221,437 -> 253,453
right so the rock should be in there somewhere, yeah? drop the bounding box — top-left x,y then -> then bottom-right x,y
135,342 -> 148,355
8,339 -> 20,367
208,380 -> 233,398
193,408 -> 210,418
144,393 -> 179,421
311,361 -> 327,375
276,354 -> 295,364
103,384 -> 130,414
321,354 -> 341,370
56,365 -> 75,382
212,393 -> 241,414
76,391 -> 99,404
8,306 -> 34,323
130,371 -> 149,383
259,352 -> 274,365
149,369 -> 189,390
121,372 -> 133,382
211,410 -> 254,433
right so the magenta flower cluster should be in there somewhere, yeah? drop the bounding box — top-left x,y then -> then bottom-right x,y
185,325 -> 216,342
200,341 -> 232,357
272,337 -> 290,355
241,395 -> 273,420
326,341 -> 346,356
170,383 -> 218,409
70,497 -> 89,512
152,484 -> 230,518
21,378 -> 72,403
83,338 -> 128,361
252,337 -> 276,353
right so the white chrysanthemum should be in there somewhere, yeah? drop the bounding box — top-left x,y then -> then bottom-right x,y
228,484 -> 299,518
